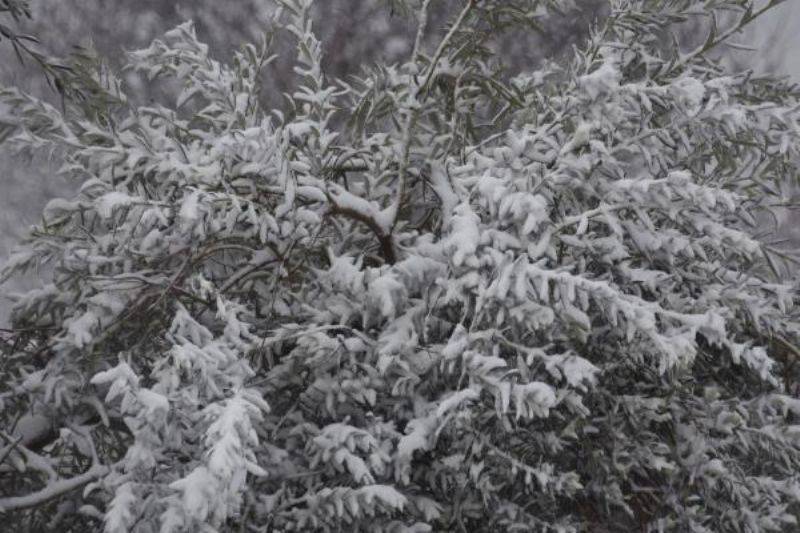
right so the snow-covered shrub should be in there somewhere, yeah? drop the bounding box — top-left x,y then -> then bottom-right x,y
1,0 -> 800,531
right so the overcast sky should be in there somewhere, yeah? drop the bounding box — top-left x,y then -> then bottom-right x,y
753,1 -> 800,79
780,4 -> 800,79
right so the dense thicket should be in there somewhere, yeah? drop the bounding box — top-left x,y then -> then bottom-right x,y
1,0 -> 800,531
0,0 -> 607,315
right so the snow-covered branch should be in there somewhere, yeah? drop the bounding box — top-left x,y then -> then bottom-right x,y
0,464 -> 109,513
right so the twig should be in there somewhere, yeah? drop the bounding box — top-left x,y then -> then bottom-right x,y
417,0 -> 476,97
411,0 -> 433,63
674,0 -> 786,71
387,0 -> 477,233
0,435 -> 22,466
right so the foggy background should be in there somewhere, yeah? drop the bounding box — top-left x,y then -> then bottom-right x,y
0,0 -> 798,324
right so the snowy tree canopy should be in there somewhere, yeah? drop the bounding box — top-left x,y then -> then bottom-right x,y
1,0 -> 800,531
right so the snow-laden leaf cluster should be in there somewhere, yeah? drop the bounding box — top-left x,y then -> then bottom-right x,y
1,0 -> 800,531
